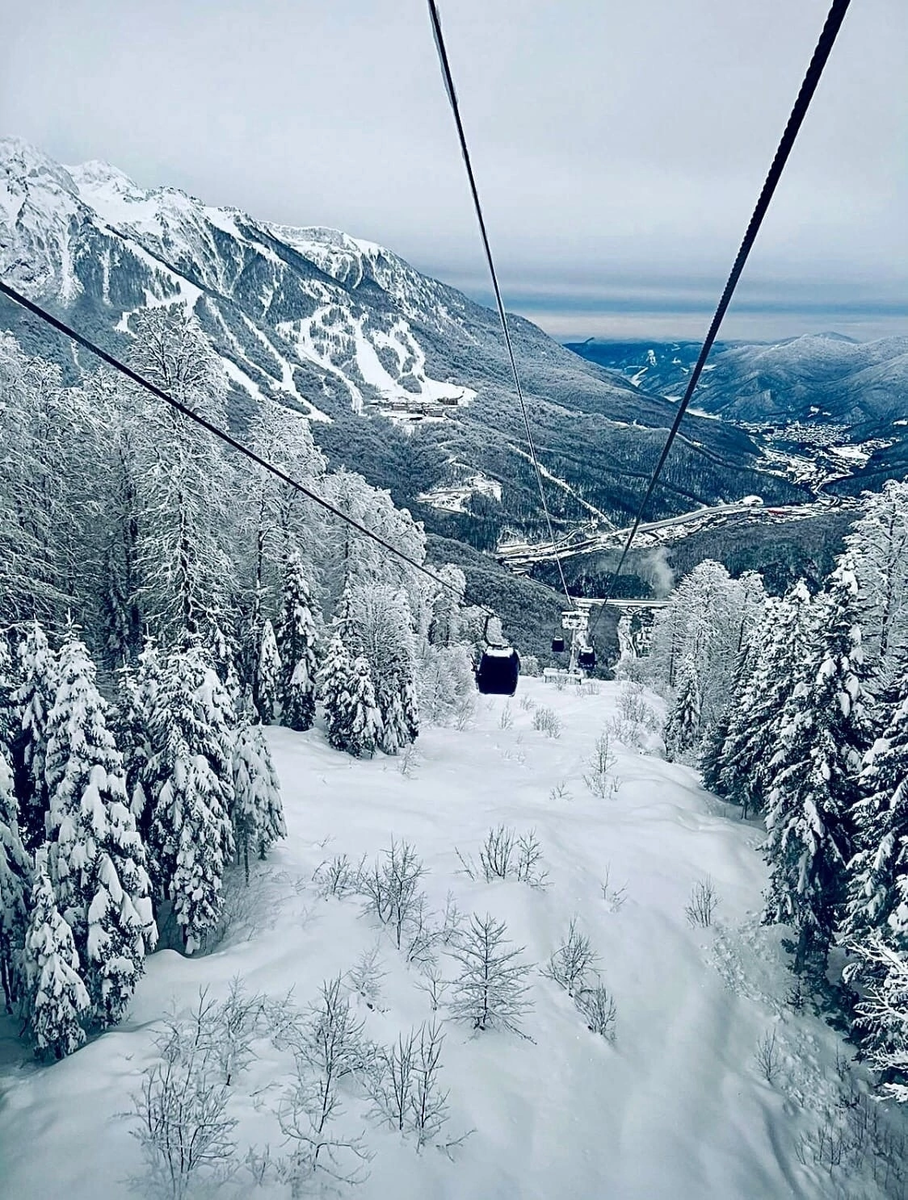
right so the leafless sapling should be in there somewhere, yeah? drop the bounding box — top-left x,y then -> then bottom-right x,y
544,919 -> 600,998
448,913 -> 534,1036
685,877 -> 719,928
360,839 -> 427,950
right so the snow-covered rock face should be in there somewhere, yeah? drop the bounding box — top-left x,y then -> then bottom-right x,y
0,138 -> 483,421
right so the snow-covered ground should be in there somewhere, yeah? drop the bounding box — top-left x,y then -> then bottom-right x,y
0,680 -> 902,1199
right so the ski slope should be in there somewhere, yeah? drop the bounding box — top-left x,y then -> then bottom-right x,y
0,680 -> 900,1199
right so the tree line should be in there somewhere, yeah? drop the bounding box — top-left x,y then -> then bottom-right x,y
638,480 -> 908,1098
0,310 -> 491,1061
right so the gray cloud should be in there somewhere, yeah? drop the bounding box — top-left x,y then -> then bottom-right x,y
2,0 -> 905,340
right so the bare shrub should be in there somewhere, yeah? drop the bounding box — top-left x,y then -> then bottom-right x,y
457,827 -> 547,887
519,693 -> 536,712
360,839 -> 426,950
403,894 -> 441,967
277,974 -> 375,1193
584,731 -> 619,798
498,704 -> 514,730
416,962 -> 449,1013
575,983 -> 617,1040
516,830 -> 548,887
448,913 -> 534,1036
397,745 -> 419,779
619,681 -> 659,730
346,944 -> 386,1011
600,864 -> 628,912
549,782 -> 572,803
754,1029 -> 782,1084
532,706 -> 562,738
127,992 -> 241,1199
454,694 -> 476,731
580,679 -> 602,696
313,854 -> 363,899
685,877 -> 719,928
478,825 -> 515,880
368,1021 -> 450,1148
544,919 -> 599,998
604,714 -> 644,750
440,892 -> 464,945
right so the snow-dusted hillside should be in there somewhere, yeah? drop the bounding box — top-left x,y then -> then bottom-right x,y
570,334 -> 908,437
1,679 -> 899,1200
0,137 -> 809,537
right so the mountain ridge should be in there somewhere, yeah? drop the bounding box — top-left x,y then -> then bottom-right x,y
1,137 -> 811,547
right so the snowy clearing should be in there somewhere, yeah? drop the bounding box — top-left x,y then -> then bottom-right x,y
0,679 -> 900,1200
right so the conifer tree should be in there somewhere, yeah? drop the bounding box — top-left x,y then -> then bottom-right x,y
0,745 -> 29,1011
232,722 -> 286,882
44,633 -> 157,1025
256,619 -> 281,724
843,660 -> 908,948
319,630 -> 357,753
718,588 -> 809,817
276,551 -> 319,732
15,620 -> 58,848
663,663 -> 701,762
347,657 -> 383,759
143,645 -> 236,954
23,855 -> 90,1060
763,562 -> 869,973
114,642 -> 163,838
0,635 -> 20,757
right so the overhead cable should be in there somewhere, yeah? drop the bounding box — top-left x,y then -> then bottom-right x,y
426,0 -> 575,611
590,0 -> 851,637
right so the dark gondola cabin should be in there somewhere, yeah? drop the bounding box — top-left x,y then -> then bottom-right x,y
551,636 -> 566,653
578,648 -> 596,670
476,646 -> 521,696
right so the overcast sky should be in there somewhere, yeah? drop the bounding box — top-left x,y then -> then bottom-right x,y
2,0 -> 905,342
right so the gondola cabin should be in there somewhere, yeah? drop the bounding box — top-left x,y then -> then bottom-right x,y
551,636 -> 566,653
476,646 -> 521,696
578,648 -> 596,670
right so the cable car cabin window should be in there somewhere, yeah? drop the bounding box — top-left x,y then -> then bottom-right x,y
551,636 -> 565,653
476,647 -> 520,696
578,649 -> 596,670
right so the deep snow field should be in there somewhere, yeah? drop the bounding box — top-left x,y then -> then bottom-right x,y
1,678 -> 905,1200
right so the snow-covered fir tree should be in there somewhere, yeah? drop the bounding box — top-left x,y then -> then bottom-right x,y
346,657 -> 384,759
44,632 -> 157,1025
844,480 -> 908,698
0,742 -> 30,1011
276,551 -> 319,732
255,619 -> 281,724
716,588 -> 810,817
232,722 -> 286,883
15,620 -> 59,848
350,585 -> 420,754
663,662 -> 702,762
763,561 -> 870,973
128,308 -> 237,648
319,630 -> 357,753
143,644 -> 236,954
843,657 -> 908,949
23,854 -> 90,1060
114,641 -> 163,837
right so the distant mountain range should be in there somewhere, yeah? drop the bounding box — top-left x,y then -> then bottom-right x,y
567,334 -> 908,438
0,137 -> 813,556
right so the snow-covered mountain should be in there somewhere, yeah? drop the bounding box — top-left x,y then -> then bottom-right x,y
569,333 -> 908,437
0,138 -> 808,540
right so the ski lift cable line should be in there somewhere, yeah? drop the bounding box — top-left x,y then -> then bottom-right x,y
589,0 -> 852,640
0,279 -> 496,619
426,0 -> 575,612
